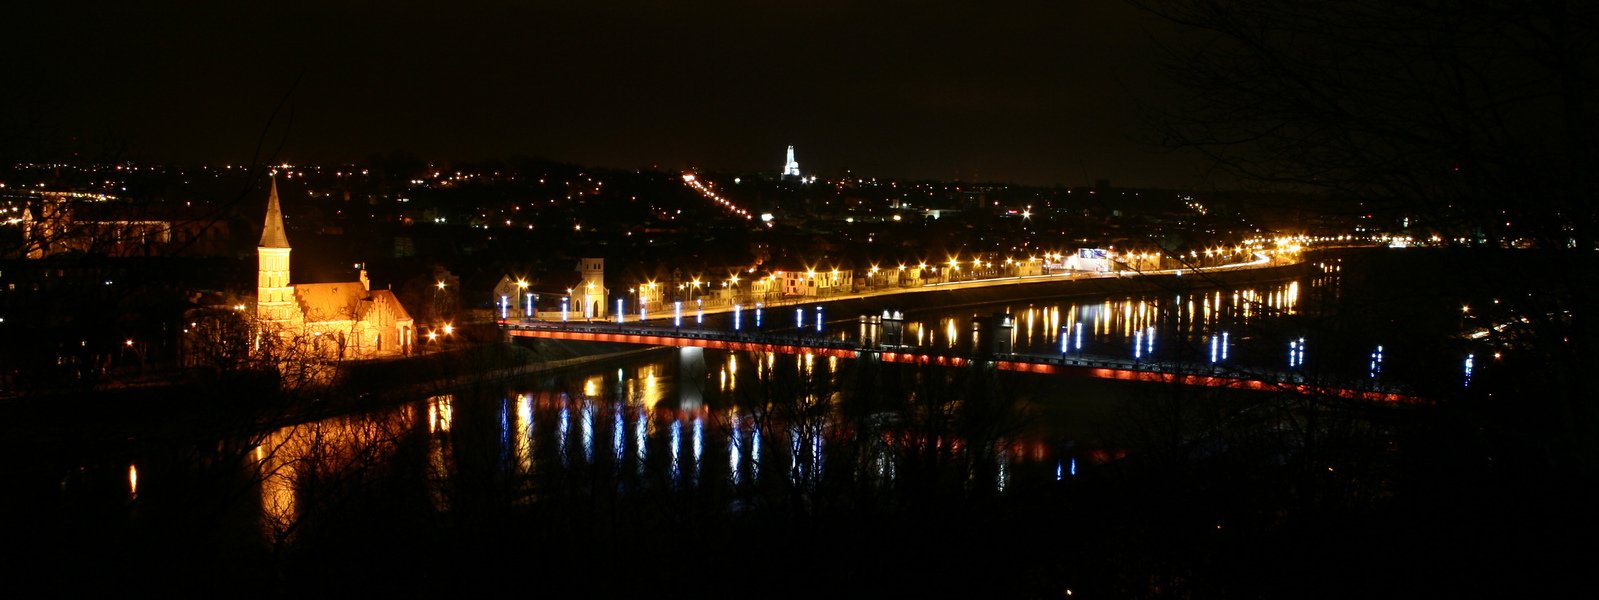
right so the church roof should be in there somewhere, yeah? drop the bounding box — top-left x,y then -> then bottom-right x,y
294,282 -> 364,322
294,282 -> 414,325
259,177 -> 291,249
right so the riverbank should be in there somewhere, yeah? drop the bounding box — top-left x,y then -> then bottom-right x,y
653,258 -> 1315,326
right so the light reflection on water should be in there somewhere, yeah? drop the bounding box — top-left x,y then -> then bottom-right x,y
241,274 -> 1352,541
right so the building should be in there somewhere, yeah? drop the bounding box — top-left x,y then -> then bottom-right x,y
568,257 -> 608,319
782,145 -> 801,180
777,265 -> 852,297
17,191 -> 232,259
256,178 -> 415,358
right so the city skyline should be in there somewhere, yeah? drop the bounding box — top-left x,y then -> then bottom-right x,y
3,2 -> 1204,189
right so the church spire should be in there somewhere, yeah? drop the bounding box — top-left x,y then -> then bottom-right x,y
259,176 -> 290,249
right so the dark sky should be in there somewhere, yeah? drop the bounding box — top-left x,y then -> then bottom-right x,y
5,1 -> 1204,188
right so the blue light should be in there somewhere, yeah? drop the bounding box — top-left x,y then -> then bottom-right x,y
755,303 -> 763,328
1060,326 -> 1068,354
674,301 -> 682,328
1210,334 -> 1218,363
1134,330 -> 1143,360
1146,326 -> 1155,354
616,299 -> 625,323
1075,321 -> 1083,351
796,307 -> 804,329
1070,457 -> 1077,477
733,304 -> 742,330
1221,331 -> 1229,361
500,295 -> 509,320
815,306 -> 823,332
561,297 -> 569,321
1464,353 -> 1474,386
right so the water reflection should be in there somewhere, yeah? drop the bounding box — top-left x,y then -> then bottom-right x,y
233,273 -> 1383,552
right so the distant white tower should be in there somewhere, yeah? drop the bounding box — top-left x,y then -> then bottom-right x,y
782,145 -> 801,179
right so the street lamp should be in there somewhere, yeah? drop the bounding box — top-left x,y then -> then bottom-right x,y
518,279 -> 531,320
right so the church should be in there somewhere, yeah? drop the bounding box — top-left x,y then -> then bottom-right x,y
255,177 -> 415,359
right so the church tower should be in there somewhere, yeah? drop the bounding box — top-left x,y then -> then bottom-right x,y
257,177 -> 296,326
572,257 -> 608,319
782,145 -> 801,179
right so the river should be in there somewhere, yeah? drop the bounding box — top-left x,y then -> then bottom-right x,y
4,246 -> 1487,597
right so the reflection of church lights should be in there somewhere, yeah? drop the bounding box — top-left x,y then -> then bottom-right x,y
428,395 -> 453,432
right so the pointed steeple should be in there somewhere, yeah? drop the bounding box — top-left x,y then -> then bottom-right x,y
259,176 -> 290,248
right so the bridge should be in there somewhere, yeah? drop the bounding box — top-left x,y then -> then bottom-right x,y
500,320 -> 1423,404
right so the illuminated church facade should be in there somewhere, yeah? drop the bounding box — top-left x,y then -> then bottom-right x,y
256,178 -> 415,358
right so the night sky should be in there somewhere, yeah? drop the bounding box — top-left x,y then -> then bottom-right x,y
5,2 -> 1201,187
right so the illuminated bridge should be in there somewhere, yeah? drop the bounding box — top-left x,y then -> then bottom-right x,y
500,320 -> 1422,404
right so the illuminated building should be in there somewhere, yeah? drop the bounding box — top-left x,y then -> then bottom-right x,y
782,145 -> 801,180
255,177 -> 415,358
570,257 -> 609,319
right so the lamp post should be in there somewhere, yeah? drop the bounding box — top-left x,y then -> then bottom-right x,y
517,279 -> 531,320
